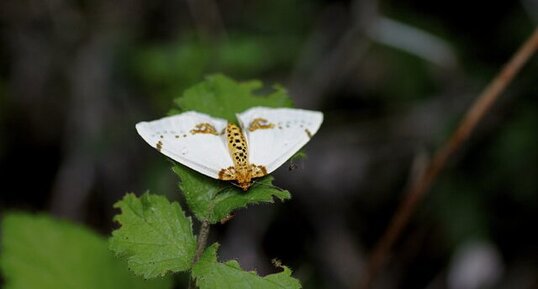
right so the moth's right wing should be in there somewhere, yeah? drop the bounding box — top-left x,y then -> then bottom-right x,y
237,107 -> 323,174
136,112 -> 233,179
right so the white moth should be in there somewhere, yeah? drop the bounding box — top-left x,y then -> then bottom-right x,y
136,107 -> 323,190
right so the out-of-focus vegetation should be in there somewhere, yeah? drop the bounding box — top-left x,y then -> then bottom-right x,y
0,0 -> 537,288
1,213 -> 172,289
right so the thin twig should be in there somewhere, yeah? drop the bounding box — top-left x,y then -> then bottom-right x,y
194,220 -> 211,263
359,27 -> 538,289
188,220 -> 211,289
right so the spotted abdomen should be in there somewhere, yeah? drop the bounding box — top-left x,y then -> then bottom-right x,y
226,123 -> 249,170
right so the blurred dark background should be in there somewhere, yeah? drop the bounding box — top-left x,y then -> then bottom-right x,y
0,0 -> 537,288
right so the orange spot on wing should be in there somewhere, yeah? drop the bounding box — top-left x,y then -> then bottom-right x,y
248,118 -> 275,131
190,123 -> 219,135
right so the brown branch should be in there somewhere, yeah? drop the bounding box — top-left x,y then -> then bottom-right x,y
188,220 -> 211,289
359,27 -> 538,289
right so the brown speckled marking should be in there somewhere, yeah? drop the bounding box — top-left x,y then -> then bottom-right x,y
218,123 -> 268,190
156,140 -> 163,152
218,166 -> 236,180
305,129 -> 312,138
190,123 -> 219,135
248,118 -> 275,132
251,164 -> 267,177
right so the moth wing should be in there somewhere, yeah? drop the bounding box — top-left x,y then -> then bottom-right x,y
136,112 -> 233,179
237,107 -> 323,174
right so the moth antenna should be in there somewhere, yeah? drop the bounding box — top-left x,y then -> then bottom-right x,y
230,182 -> 243,190
250,180 -> 286,192
215,185 -> 234,195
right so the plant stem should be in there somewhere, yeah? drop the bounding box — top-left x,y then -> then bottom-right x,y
194,220 -> 211,263
359,27 -> 538,289
188,220 -> 210,289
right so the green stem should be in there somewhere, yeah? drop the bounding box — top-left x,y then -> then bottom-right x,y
188,220 -> 210,289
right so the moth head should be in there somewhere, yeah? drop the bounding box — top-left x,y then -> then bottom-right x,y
238,181 -> 251,191
234,168 -> 253,191
251,181 -> 285,192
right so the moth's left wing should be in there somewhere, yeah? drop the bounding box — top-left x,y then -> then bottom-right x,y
237,107 -> 323,174
136,112 -> 233,179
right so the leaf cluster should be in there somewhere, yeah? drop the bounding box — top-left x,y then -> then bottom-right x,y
109,75 -> 302,287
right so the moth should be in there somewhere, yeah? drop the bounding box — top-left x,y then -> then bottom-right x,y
136,107 -> 323,190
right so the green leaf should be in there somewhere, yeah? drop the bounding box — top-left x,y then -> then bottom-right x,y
172,164 -> 291,224
109,193 -> 197,278
172,74 -> 293,122
169,74 -> 294,224
0,213 -> 171,289
192,244 -> 301,289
